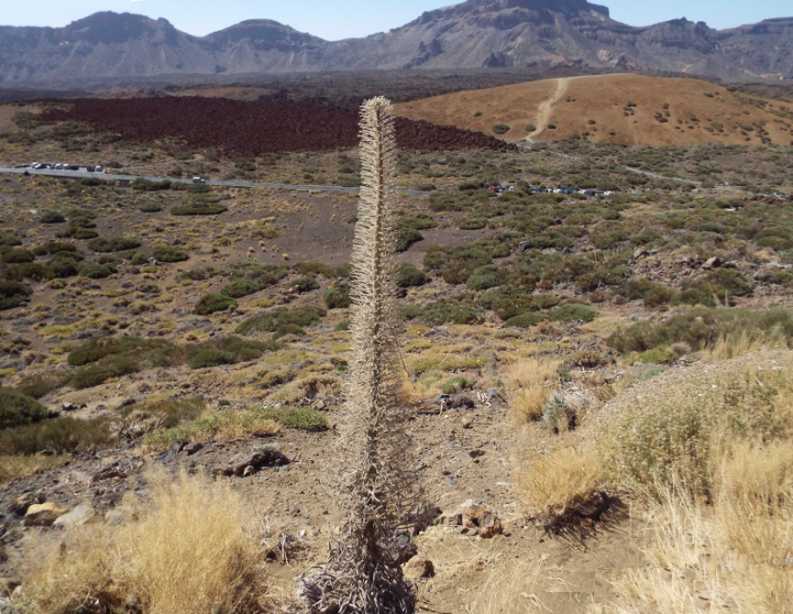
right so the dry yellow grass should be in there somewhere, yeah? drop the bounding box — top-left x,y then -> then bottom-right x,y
19,470 -> 268,614
504,357 -> 560,422
605,439 -> 793,614
516,446 -> 606,516
0,454 -> 68,484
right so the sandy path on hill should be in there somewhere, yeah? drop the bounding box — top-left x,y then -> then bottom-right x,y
528,77 -> 570,140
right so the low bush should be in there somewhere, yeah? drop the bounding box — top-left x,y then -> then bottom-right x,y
67,337 -> 184,390
293,276 -> 319,293
324,284 -> 351,310
152,245 -> 189,263
608,307 -> 793,356
39,210 -> 66,224
88,237 -> 141,253
467,265 -> 505,291
396,226 -> 423,253
195,293 -> 237,315
80,262 -> 117,279
0,416 -> 113,455
602,359 -> 793,497
256,407 -> 329,432
0,281 -> 32,310
187,337 -> 279,369
418,300 -> 482,326
548,303 -> 597,323
0,389 -> 51,429
396,263 -> 427,288
222,264 -> 287,299
236,305 -> 326,337
15,373 -> 68,400
171,201 -> 227,216
2,248 -> 35,264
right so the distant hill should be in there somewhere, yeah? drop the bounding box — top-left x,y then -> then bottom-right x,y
0,2 -> 792,86
394,73 -> 793,146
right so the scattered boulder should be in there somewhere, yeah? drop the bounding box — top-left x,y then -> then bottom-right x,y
220,447 -> 290,478
53,502 -> 94,529
404,556 -> 435,581
703,256 -> 723,269
23,502 -> 67,527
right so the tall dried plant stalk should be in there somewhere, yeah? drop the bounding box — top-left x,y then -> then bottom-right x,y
300,97 -> 416,613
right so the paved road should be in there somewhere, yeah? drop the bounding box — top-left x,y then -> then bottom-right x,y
0,165 -> 401,195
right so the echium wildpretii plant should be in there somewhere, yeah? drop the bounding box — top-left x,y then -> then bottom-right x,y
300,97 -> 417,613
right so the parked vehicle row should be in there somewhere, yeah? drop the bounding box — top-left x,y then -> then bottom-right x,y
29,162 -> 104,173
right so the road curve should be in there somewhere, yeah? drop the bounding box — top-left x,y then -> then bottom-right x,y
0,166 -> 427,196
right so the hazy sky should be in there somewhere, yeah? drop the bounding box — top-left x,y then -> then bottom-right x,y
2,0 -> 791,40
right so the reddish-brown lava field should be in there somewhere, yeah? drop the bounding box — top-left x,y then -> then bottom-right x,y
40,95 -> 512,155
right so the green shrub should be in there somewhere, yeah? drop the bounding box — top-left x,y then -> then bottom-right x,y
222,264 -> 287,298
2,248 -> 35,264
504,312 -> 545,329
171,202 -> 227,216
256,407 -> 329,432
396,227 -> 423,253
187,336 -> 279,369
0,417 -> 113,455
33,241 -> 78,257
59,226 -> 99,240
442,377 -> 473,395
195,293 -> 237,315
325,284 -> 351,310
237,305 -> 326,337
0,389 -> 51,429
608,307 -> 793,355
88,237 -> 141,253
419,300 -> 482,326
39,211 -> 66,224
396,263 -> 427,288
548,303 -> 597,323
624,278 -> 677,307
48,256 -> 80,278
68,337 -> 181,368
67,337 -> 183,389
467,265 -> 504,291
80,262 -> 117,279
294,276 -> 320,293
0,281 -> 31,310
493,124 -> 511,135
152,245 -> 189,263
15,373 -> 67,400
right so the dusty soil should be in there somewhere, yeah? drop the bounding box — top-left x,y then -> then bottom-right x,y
395,73 -> 793,146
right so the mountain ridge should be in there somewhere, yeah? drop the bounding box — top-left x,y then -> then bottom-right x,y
0,2 -> 791,86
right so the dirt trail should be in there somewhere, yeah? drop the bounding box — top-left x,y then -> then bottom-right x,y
528,78 -> 570,141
